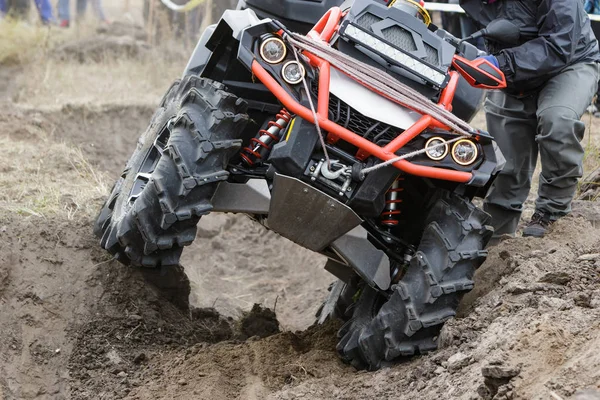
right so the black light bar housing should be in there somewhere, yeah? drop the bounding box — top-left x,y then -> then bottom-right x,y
338,0 -> 455,89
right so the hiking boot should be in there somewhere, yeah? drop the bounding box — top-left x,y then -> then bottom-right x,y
522,211 -> 555,238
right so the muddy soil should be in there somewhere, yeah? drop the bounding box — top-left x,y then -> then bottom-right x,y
2,21 -> 600,400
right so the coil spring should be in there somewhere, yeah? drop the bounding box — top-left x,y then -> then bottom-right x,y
381,177 -> 405,226
240,109 -> 292,166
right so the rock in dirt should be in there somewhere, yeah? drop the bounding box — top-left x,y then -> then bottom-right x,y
574,389 -> 600,400
571,200 -> 600,228
539,272 -> 572,285
578,168 -> 600,200
572,293 -> 593,308
133,353 -> 146,365
577,253 -> 600,262
480,364 -> 520,400
238,304 -> 280,340
506,283 -> 546,294
481,364 -> 521,380
447,353 -> 470,371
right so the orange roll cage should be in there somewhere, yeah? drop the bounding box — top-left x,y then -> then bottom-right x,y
251,6 -> 474,183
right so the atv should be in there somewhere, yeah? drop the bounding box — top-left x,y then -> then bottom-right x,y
95,0 -> 509,370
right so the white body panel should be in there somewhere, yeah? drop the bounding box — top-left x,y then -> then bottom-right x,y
329,68 -> 421,130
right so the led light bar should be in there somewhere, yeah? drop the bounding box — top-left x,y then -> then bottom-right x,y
344,24 -> 447,87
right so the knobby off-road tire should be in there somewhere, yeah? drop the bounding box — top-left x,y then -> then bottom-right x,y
94,76 -> 248,267
337,191 -> 493,370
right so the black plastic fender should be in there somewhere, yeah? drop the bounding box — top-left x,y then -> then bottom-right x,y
183,9 -> 264,77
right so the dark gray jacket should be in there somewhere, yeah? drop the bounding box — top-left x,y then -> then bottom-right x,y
460,0 -> 600,93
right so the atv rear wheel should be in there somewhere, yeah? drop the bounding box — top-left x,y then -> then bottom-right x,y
337,191 -> 492,370
94,76 -> 248,267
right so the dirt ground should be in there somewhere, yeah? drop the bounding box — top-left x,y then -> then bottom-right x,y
1,6 -> 600,400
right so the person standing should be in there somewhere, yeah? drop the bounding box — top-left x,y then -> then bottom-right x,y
57,0 -> 108,27
460,0 -> 600,238
0,0 -> 54,23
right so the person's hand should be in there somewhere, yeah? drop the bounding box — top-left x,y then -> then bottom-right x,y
478,55 -> 500,69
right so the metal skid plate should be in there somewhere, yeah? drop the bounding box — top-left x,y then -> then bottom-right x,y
331,226 -> 391,290
267,173 -> 362,252
211,179 -> 271,214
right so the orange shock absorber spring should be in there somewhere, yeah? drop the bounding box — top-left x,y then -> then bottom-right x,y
381,177 -> 405,226
240,109 -> 292,166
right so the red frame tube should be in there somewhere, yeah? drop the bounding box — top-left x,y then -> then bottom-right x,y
250,7 -> 474,183
252,61 -> 471,183
307,7 -> 343,42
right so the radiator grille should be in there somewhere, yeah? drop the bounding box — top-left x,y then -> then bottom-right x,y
311,81 -> 399,145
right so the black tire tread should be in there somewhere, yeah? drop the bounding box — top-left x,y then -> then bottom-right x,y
337,191 -> 492,370
94,76 -> 248,268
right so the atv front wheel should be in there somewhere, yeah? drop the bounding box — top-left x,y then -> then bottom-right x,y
337,191 -> 492,370
94,76 -> 248,267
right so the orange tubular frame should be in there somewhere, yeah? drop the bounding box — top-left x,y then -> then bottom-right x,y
251,7 -> 474,183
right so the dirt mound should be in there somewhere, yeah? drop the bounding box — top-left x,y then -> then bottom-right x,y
54,36 -> 151,63
96,21 -> 147,41
127,321 -> 347,400
238,304 -> 281,340
0,104 -> 154,177
68,259 -> 235,400
269,214 -> 600,400
58,210 -> 597,400
52,23 -> 188,64
181,213 -> 330,332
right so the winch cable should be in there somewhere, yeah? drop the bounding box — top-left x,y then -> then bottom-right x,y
285,33 -> 475,137
292,47 -> 332,169
360,135 -> 464,175
285,33 -> 478,176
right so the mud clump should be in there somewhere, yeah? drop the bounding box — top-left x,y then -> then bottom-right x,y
68,260 -> 234,399
478,363 -> 521,399
238,304 -> 280,340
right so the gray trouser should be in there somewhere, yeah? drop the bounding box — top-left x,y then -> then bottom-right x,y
483,62 -> 600,236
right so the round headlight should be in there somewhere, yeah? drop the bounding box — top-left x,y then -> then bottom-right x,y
260,37 -> 287,64
451,139 -> 479,166
425,137 -> 448,161
281,61 -> 306,85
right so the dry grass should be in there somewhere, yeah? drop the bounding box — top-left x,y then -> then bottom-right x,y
0,8 -> 188,220
0,131 -> 109,220
583,113 -> 600,174
9,22 -> 188,107
0,19 -> 72,65
15,54 -> 183,107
